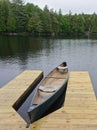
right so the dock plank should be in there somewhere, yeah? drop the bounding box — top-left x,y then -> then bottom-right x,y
0,70 -> 43,130
30,71 -> 97,130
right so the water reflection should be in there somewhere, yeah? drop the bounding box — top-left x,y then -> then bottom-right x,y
0,36 -> 42,59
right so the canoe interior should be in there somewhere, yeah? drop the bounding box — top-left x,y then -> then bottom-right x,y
32,64 -> 68,105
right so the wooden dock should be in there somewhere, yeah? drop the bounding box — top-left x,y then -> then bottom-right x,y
0,71 -> 97,130
0,70 -> 43,130
30,72 -> 97,130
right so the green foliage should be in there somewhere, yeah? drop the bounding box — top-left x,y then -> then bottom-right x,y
50,9 -> 59,34
0,0 -> 9,32
0,0 -> 97,35
7,3 -> 16,32
42,5 -> 52,33
27,12 -> 42,33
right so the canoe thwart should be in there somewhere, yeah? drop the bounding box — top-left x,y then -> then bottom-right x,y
38,85 -> 57,92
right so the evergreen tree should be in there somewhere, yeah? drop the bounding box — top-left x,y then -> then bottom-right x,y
50,9 -> 59,34
42,5 -> 52,33
63,15 -> 71,34
12,2 -> 28,32
77,14 -> 85,33
7,3 -> 16,32
91,13 -> 97,33
27,12 -> 42,33
58,9 -> 64,32
0,0 -> 9,32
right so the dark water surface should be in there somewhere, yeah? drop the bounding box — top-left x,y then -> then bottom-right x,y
0,36 -> 97,96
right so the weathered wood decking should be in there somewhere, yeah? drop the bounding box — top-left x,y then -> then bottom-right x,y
30,72 -> 97,130
0,70 -> 43,130
0,71 -> 97,130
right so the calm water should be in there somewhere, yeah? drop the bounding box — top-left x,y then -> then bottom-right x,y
0,36 -> 97,98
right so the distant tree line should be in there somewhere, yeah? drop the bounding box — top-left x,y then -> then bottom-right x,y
0,0 -> 97,36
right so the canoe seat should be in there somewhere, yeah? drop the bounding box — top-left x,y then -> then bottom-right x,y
38,85 -> 57,93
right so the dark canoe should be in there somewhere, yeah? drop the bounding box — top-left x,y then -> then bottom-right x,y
27,62 -> 69,123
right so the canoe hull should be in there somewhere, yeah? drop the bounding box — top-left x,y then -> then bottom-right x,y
28,79 -> 68,123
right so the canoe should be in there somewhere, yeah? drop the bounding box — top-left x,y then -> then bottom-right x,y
27,62 -> 69,123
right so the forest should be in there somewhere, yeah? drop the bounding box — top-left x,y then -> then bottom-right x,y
0,0 -> 97,36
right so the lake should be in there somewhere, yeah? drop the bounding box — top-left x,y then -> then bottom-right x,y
0,36 -> 97,98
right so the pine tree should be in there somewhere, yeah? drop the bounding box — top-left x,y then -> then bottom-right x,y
27,12 -> 42,33
42,5 -> 52,33
0,0 -> 9,32
7,3 -> 16,32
